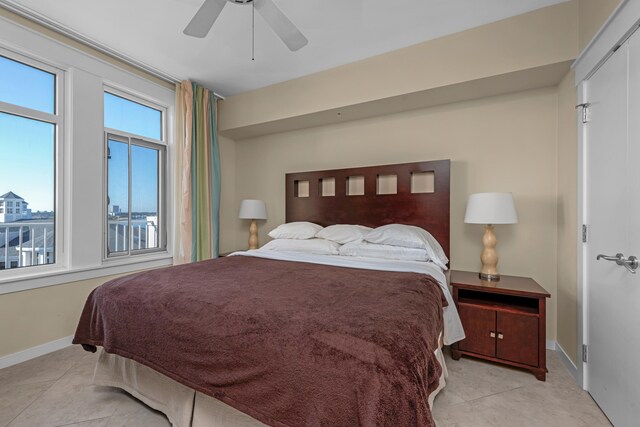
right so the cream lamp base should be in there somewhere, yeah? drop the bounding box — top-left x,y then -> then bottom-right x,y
248,219 -> 259,250
479,224 -> 500,281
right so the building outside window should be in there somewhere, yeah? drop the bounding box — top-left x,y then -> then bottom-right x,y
0,53 -> 60,270
104,90 -> 165,258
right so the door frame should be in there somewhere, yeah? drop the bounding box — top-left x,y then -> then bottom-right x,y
574,0 -> 640,391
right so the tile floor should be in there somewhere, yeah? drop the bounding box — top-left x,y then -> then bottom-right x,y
0,346 -> 610,426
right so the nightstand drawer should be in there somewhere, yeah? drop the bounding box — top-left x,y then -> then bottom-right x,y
457,304 -> 496,357
496,311 -> 538,367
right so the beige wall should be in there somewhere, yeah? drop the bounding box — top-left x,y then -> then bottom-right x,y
578,0 -> 623,52
233,88 -> 560,341
556,70 -> 578,363
220,1 -> 578,136
0,274 -> 127,357
219,135 -> 237,253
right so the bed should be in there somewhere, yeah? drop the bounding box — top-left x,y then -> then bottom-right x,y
73,160 -> 464,427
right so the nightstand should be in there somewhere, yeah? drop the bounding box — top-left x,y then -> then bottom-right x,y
450,270 -> 550,381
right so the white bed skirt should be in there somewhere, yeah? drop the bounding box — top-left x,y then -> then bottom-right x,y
93,346 -> 448,427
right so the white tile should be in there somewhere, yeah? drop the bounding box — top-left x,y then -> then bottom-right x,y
7,359 -> 126,427
0,346 -> 86,389
0,381 -> 53,427
2,346 -> 609,427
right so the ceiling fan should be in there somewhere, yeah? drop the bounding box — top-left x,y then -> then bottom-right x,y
183,0 -> 308,51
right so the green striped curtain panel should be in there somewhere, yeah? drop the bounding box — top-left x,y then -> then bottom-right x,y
175,81 -> 221,264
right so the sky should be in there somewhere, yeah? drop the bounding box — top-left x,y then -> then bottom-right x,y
108,139 -> 159,214
0,55 -> 54,211
105,93 -> 161,214
0,56 -> 161,213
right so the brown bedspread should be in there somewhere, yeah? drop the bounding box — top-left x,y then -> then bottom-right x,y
73,256 -> 446,427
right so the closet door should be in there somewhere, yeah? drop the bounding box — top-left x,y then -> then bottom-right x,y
625,29 -> 640,424
585,27 -> 640,426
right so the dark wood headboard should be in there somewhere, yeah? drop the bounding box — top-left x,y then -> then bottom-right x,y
285,160 -> 451,260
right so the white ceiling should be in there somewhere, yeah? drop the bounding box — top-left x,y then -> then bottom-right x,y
7,0 -> 568,97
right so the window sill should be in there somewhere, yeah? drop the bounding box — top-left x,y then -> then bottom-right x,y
0,252 -> 173,295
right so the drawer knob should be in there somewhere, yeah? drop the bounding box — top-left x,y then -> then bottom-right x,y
498,333 -> 504,340
490,331 -> 496,338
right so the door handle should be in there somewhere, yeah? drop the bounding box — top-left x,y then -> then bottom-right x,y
596,253 -> 624,262
596,253 -> 639,273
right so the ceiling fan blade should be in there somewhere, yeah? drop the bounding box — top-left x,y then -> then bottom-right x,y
254,0 -> 308,51
184,0 -> 227,38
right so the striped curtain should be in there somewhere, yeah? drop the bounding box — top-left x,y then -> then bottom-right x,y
175,81 -> 221,264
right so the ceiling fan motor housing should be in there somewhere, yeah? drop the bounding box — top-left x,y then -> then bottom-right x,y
185,0 -> 308,51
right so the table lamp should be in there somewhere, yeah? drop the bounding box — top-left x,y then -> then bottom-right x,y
464,192 -> 518,281
239,199 -> 267,250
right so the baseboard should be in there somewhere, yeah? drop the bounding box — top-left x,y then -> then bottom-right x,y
0,335 -> 73,370
546,339 -> 556,350
555,341 -> 579,382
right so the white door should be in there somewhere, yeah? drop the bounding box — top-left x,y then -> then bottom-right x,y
585,28 -> 640,426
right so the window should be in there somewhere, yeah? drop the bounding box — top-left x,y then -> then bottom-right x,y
104,92 -> 162,140
0,53 -> 59,271
104,90 -> 165,258
0,19 -> 176,293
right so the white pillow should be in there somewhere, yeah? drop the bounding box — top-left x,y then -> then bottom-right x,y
363,224 -> 448,269
260,238 -> 340,255
316,224 -> 372,244
268,222 -> 323,240
339,241 -> 430,262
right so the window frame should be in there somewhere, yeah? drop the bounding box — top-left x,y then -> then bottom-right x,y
103,87 -> 167,261
0,46 -> 64,277
0,19 -> 175,295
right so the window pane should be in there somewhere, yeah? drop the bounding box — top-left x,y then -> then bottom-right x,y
0,112 -> 55,269
107,139 -> 129,254
131,144 -> 159,250
104,92 -> 161,140
0,56 -> 55,114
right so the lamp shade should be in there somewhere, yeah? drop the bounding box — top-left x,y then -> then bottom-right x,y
238,199 -> 267,220
464,192 -> 518,225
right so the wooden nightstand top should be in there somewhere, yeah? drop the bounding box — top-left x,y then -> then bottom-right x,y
450,270 -> 550,299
